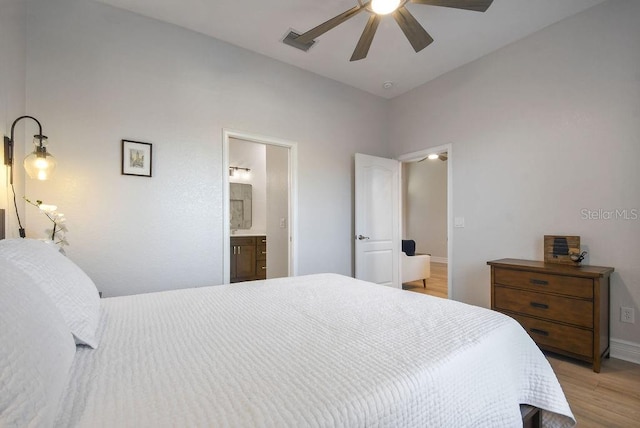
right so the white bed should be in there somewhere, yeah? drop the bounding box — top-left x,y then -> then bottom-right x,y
1,239 -> 575,427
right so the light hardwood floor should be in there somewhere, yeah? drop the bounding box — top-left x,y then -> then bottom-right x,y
546,353 -> 640,427
402,261 -> 447,298
403,262 -> 640,426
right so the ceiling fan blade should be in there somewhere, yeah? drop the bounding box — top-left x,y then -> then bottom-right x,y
296,5 -> 365,44
350,14 -> 381,62
393,7 -> 434,53
409,0 -> 493,12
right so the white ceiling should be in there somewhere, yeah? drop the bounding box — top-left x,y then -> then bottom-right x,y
92,0 -> 606,99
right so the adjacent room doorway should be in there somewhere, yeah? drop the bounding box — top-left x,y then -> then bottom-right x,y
398,143 -> 452,299
222,129 -> 298,284
353,147 -> 451,297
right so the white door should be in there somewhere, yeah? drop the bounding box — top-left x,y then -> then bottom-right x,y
355,153 -> 401,288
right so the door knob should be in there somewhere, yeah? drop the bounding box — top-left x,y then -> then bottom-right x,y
357,235 -> 370,240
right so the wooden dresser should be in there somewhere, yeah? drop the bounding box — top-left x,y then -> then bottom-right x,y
487,258 -> 614,372
230,235 -> 267,283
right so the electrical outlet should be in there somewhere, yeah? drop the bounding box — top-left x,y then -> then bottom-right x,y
621,307 -> 635,324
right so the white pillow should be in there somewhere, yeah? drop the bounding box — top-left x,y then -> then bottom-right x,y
0,257 -> 77,426
0,239 -> 101,348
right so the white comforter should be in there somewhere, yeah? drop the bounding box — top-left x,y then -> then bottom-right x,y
55,273 -> 574,427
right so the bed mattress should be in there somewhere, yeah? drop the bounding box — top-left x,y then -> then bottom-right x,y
55,273 -> 574,427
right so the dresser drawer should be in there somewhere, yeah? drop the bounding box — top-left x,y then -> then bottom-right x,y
494,268 -> 593,299
256,260 -> 266,279
230,236 -> 256,246
256,243 -> 267,261
509,313 -> 593,359
494,286 -> 593,328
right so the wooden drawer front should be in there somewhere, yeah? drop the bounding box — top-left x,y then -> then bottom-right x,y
231,237 -> 256,246
494,268 -> 593,299
256,260 -> 266,279
494,286 -> 593,328
256,243 -> 267,261
509,313 -> 593,359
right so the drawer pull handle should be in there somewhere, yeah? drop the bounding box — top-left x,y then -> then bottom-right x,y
261,267 -> 266,270
530,279 -> 548,286
261,239 -> 267,243
261,251 -> 267,254
530,328 -> 549,337
530,302 -> 549,310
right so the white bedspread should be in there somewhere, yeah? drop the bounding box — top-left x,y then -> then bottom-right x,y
55,273 -> 574,427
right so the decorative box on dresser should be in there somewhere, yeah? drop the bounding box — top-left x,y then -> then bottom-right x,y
487,258 -> 614,372
230,235 -> 267,283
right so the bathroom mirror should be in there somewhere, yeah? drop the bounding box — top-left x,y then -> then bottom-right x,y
230,183 -> 252,230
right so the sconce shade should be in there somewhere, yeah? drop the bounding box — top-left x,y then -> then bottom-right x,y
24,135 -> 56,180
4,115 -> 58,183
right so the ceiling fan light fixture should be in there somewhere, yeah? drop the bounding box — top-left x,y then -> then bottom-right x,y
290,0 -> 493,61
370,0 -> 401,15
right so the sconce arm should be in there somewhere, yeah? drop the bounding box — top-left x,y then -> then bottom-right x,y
4,115 -> 45,179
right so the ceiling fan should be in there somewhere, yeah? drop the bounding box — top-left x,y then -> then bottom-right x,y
291,0 -> 493,61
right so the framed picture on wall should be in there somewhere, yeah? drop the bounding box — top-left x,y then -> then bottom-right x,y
121,140 -> 152,177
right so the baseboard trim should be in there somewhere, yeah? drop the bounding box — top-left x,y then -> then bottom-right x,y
430,257 -> 448,264
610,338 -> 640,364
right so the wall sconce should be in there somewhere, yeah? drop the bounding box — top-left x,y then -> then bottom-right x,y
229,166 -> 251,180
4,115 -> 57,183
4,115 -> 57,238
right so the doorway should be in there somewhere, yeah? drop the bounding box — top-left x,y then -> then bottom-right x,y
222,129 -> 298,284
397,143 -> 452,299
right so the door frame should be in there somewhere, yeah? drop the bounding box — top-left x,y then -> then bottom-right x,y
397,142 -> 453,298
222,129 -> 298,283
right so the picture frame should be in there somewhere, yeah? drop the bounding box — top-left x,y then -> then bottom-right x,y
121,140 -> 152,177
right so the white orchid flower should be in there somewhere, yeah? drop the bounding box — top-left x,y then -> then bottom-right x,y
38,203 -> 58,213
25,197 -> 70,249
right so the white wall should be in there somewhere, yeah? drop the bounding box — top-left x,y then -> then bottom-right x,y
403,160 -> 447,260
0,0 -> 26,236
24,0 -> 390,296
229,137 -> 266,234
390,0 -> 640,346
